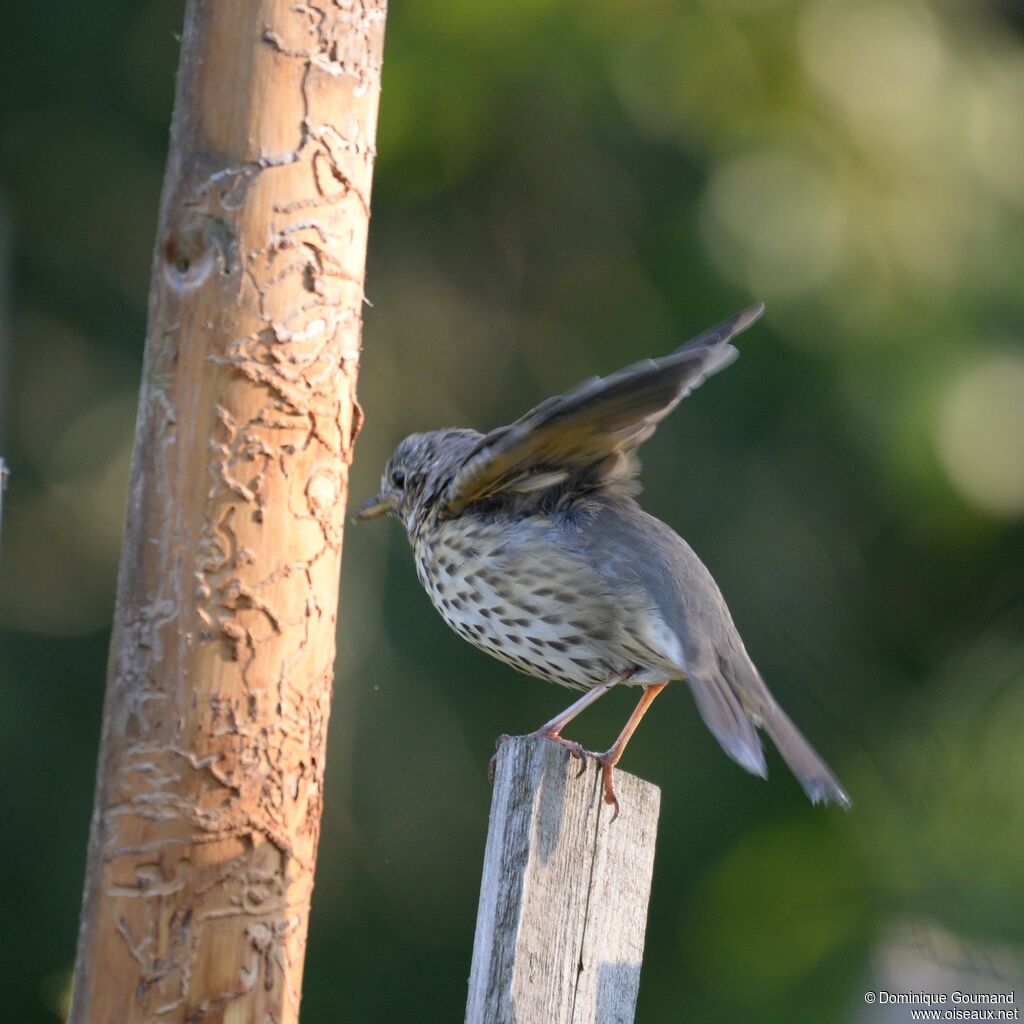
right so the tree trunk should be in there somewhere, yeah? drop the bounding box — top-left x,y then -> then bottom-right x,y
69,1 -> 386,1019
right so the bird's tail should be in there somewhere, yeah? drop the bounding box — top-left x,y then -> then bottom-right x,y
759,701 -> 850,808
687,662 -> 850,808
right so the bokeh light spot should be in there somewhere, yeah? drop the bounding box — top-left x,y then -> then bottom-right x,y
936,353 -> 1024,517
700,148 -> 845,297
799,0 -> 947,131
966,54 -> 1024,208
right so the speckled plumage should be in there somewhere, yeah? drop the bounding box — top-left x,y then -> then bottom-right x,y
357,305 -> 849,808
413,507 -> 679,692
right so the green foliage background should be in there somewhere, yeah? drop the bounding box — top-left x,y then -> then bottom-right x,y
1,1 -> 1023,1021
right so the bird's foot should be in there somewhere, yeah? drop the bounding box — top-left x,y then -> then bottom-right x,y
488,733 -> 621,818
530,729 -> 589,777
590,749 -> 621,822
488,731 -> 589,784
487,733 -> 513,784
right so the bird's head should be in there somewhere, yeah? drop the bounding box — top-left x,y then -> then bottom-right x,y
354,428 -> 482,536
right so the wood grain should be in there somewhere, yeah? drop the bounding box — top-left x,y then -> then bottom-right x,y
466,736 -> 661,1024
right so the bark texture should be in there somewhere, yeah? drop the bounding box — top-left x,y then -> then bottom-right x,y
70,1 -> 386,1020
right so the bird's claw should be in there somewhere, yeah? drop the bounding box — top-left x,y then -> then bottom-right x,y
563,739 -> 590,778
530,730 -> 588,770
487,733 -> 513,784
594,752 -> 621,821
562,745 -> 623,819
489,731 -> 585,784
538,734 -> 623,819
489,733 -> 621,820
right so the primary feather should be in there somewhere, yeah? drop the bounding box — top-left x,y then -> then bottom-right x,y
441,303 -> 763,515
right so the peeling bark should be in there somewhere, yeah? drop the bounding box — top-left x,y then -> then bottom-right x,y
70,2 -> 386,1020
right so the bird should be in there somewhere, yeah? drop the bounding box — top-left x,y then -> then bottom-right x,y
356,304 -> 849,816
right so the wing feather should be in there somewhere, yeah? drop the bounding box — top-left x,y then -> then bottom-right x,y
442,303 -> 764,515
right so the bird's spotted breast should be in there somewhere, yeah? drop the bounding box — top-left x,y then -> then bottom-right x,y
414,517 -> 623,690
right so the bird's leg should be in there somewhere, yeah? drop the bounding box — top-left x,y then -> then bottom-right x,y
593,682 -> 668,820
532,681 -> 616,760
488,672 -> 631,783
532,669 -> 639,776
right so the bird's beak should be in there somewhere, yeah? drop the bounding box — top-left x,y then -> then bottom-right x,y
353,493 -> 398,522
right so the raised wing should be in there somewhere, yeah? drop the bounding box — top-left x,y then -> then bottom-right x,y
441,303 -> 764,516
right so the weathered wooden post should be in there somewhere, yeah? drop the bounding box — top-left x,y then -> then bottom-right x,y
467,736 -> 661,1024
69,1 -> 386,1019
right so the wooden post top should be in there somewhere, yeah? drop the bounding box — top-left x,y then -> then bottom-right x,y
466,735 -> 661,1024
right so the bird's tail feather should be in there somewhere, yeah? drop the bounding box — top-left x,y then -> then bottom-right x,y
759,701 -> 851,808
687,670 -> 768,779
687,666 -> 850,808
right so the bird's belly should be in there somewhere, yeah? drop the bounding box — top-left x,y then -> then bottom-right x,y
414,533 -> 623,689
413,525 -> 683,690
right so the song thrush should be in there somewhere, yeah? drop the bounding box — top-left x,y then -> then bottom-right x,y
357,304 -> 849,814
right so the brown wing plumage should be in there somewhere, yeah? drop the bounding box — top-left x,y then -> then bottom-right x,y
441,303 -> 765,516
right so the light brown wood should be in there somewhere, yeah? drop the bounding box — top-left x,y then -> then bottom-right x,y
69,2 -> 386,1020
466,736 -> 661,1024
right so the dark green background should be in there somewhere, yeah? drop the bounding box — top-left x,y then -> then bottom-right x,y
2,1 -> 1023,1021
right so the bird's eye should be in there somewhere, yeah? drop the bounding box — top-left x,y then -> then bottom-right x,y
391,469 -> 406,489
